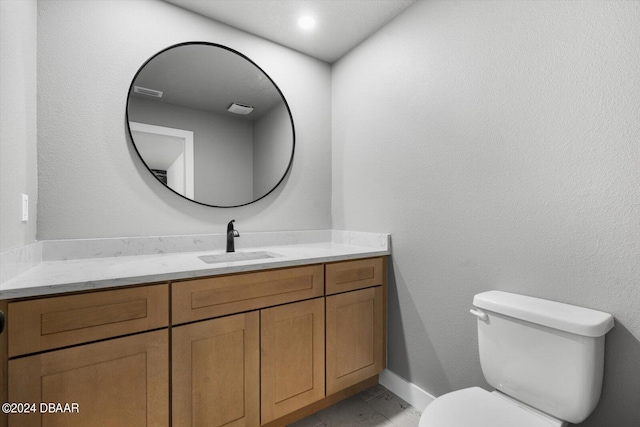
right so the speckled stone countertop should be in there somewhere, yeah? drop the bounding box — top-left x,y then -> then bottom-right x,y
0,230 -> 390,299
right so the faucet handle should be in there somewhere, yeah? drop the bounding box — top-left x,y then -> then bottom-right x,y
228,220 -> 239,236
226,220 -> 239,253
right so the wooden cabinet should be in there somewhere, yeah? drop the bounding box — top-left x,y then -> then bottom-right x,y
172,312 -> 259,427
2,256 -> 386,427
326,286 -> 384,395
4,284 -> 169,427
174,297 -> 327,426
261,298 -> 325,423
8,329 -> 168,427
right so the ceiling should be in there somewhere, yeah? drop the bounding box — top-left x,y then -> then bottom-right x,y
163,0 -> 417,63
131,43 -> 283,119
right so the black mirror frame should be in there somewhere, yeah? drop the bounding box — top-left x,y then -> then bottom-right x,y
125,41 -> 295,208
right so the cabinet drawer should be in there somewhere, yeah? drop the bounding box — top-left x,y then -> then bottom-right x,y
325,257 -> 384,295
171,265 -> 324,325
8,284 -> 168,357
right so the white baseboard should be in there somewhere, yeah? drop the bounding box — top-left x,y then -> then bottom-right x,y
379,369 -> 435,411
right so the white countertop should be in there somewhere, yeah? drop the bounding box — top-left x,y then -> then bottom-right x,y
0,231 -> 390,299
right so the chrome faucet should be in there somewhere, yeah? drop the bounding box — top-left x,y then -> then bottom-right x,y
226,220 -> 240,252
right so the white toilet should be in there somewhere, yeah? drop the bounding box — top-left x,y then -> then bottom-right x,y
419,291 -> 614,427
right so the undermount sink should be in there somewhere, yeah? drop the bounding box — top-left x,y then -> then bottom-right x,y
198,251 -> 281,264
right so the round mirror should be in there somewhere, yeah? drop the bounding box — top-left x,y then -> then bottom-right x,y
126,42 -> 295,207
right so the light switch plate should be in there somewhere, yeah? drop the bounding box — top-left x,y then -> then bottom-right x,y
21,194 -> 28,222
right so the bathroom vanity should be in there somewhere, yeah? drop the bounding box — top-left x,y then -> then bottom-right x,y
0,231 -> 389,427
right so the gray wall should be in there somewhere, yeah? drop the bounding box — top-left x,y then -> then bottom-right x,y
0,0 -> 38,251
128,97 -> 254,206
253,102 -> 293,199
332,1 -> 640,425
36,0 -> 331,239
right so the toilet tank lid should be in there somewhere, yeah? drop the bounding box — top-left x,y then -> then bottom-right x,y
473,291 -> 614,337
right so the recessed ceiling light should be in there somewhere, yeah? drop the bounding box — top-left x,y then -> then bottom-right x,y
298,15 -> 316,31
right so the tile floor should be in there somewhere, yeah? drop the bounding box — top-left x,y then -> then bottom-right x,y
288,384 -> 422,427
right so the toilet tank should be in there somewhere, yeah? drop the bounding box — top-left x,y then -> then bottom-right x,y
473,291 -> 614,424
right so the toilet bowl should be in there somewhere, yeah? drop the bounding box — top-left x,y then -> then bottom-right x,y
419,387 -> 566,427
418,291 -> 614,427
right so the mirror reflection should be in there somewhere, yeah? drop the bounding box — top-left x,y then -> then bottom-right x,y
127,42 -> 295,207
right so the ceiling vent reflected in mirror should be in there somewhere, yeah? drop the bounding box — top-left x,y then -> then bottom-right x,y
134,86 -> 163,98
227,102 -> 254,115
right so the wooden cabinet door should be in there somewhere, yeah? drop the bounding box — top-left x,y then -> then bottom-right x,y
261,298 -> 325,424
326,286 -> 384,395
8,329 -> 168,427
172,312 -> 259,427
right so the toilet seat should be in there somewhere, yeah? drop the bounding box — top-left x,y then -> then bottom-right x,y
419,387 -> 564,427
